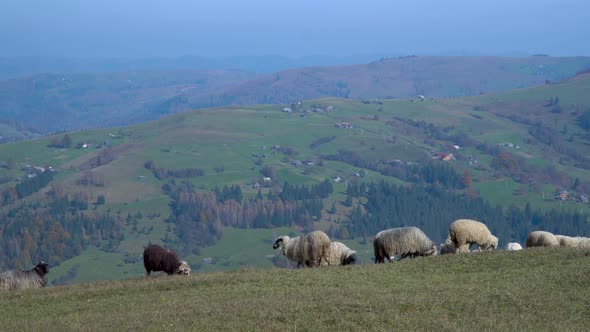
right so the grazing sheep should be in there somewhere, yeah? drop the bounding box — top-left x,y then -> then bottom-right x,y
143,244 -> 191,276
575,237 -> 590,248
449,219 -> 498,253
526,231 -> 559,248
373,227 -> 437,263
555,235 -> 579,248
0,262 -> 49,291
273,230 -> 331,268
322,242 -> 359,266
505,242 -> 523,251
439,237 -> 456,255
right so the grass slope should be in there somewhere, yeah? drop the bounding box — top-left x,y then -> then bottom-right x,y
2,248 -> 589,331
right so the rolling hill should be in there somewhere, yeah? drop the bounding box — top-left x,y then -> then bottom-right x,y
0,69 -> 256,137
180,55 -> 590,106
1,56 -> 590,139
0,73 -> 590,284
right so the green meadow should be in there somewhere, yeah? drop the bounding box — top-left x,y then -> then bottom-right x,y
3,248 -> 589,331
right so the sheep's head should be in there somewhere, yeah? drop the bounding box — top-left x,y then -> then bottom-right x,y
424,243 -> 437,257
34,262 -> 49,276
483,236 -> 499,250
176,261 -> 191,275
491,236 -> 499,249
343,252 -> 360,265
440,242 -> 456,255
273,236 -> 288,249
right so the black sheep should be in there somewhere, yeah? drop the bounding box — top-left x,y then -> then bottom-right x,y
143,244 -> 191,276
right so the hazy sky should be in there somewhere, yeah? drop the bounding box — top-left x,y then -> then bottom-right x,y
1,0 -> 589,58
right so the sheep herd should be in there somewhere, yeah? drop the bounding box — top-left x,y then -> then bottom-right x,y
1,218 -> 588,292
273,218 -> 589,268
526,230 -> 590,249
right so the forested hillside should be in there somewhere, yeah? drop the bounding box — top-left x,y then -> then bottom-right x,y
0,69 -> 255,137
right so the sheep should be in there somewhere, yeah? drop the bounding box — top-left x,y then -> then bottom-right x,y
575,237 -> 590,248
0,262 -> 49,291
505,242 -> 523,251
322,242 -> 359,266
449,219 -> 498,253
526,231 -> 559,248
439,237 -> 456,255
440,236 -> 488,254
373,227 -> 437,263
272,230 -> 331,268
555,235 -> 579,248
143,244 -> 191,276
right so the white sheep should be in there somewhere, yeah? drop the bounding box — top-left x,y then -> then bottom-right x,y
575,237 -> 590,248
449,219 -> 498,253
373,227 -> 437,263
555,235 -> 579,248
505,242 -> 523,251
322,242 -> 359,266
272,230 -> 331,268
526,231 -> 559,248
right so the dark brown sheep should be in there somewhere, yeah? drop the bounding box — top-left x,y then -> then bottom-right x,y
143,244 -> 191,276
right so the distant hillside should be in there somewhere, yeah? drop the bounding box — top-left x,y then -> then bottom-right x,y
0,69 -> 255,136
183,56 -> 590,107
1,73 -> 590,282
0,54 -> 383,80
1,56 -> 590,138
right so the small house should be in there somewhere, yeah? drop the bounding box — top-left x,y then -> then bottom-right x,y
335,122 -> 353,129
556,190 -> 569,201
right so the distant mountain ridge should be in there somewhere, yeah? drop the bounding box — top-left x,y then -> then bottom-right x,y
0,54 -> 384,80
186,55 -> 590,106
0,69 -> 255,137
1,55 -> 589,138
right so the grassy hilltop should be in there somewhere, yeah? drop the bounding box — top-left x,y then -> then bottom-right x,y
1,248 -> 589,331
1,74 -> 590,283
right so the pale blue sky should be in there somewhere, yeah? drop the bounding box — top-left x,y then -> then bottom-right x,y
1,0 -> 588,57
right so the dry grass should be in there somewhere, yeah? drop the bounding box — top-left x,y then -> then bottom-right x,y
2,248 -> 589,331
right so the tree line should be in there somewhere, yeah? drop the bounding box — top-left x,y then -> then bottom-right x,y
344,181 -> 590,245
164,181 -> 332,256
144,160 -> 204,179
0,196 -> 123,270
